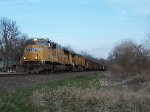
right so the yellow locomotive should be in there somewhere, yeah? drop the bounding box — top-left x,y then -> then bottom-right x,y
16,38 -> 106,73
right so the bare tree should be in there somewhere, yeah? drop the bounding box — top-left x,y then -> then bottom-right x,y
9,34 -> 29,63
108,39 -> 150,76
0,18 -> 20,71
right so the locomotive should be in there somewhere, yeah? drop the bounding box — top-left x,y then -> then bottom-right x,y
16,38 -> 106,73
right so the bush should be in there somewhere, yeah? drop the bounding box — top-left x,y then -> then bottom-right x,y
108,39 -> 150,77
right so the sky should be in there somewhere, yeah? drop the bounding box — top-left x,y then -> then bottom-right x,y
0,0 -> 150,59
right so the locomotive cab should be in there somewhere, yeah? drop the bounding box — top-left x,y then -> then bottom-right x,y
22,38 -> 52,64
23,45 -> 44,64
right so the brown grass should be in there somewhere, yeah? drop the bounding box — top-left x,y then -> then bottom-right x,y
30,85 -> 150,112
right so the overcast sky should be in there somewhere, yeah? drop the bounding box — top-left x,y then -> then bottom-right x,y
0,0 -> 150,58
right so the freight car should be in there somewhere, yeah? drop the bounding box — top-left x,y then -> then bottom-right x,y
16,38 -> 106,73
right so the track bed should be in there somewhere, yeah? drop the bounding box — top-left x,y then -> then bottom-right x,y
0,71 -> 98,91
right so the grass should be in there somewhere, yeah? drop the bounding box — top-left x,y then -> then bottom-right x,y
0,72 -> 150,112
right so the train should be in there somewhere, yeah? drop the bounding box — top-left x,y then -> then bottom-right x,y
14,38 -> 106,73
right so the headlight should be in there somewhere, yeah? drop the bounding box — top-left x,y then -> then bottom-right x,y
24,57 -> 26,59
35,56 -> 38,59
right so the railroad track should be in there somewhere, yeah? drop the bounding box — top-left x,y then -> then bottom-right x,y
0,71 -> 95,77
0,72 -> 28,77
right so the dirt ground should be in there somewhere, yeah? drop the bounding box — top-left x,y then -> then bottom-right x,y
0,72 -> 98,91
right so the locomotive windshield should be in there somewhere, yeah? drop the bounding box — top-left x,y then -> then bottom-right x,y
36,41 -> 47,47
26,39 -> 49,47
26,48 -> 42,52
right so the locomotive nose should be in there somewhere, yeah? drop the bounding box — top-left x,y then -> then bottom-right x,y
24,52 -> 38,60
23,45 -> 43,61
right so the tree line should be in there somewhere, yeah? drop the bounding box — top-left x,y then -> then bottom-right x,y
0,18 -> 29,71
2,17 -> 148,76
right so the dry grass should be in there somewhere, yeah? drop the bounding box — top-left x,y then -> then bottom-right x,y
30,85 -> 150,112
